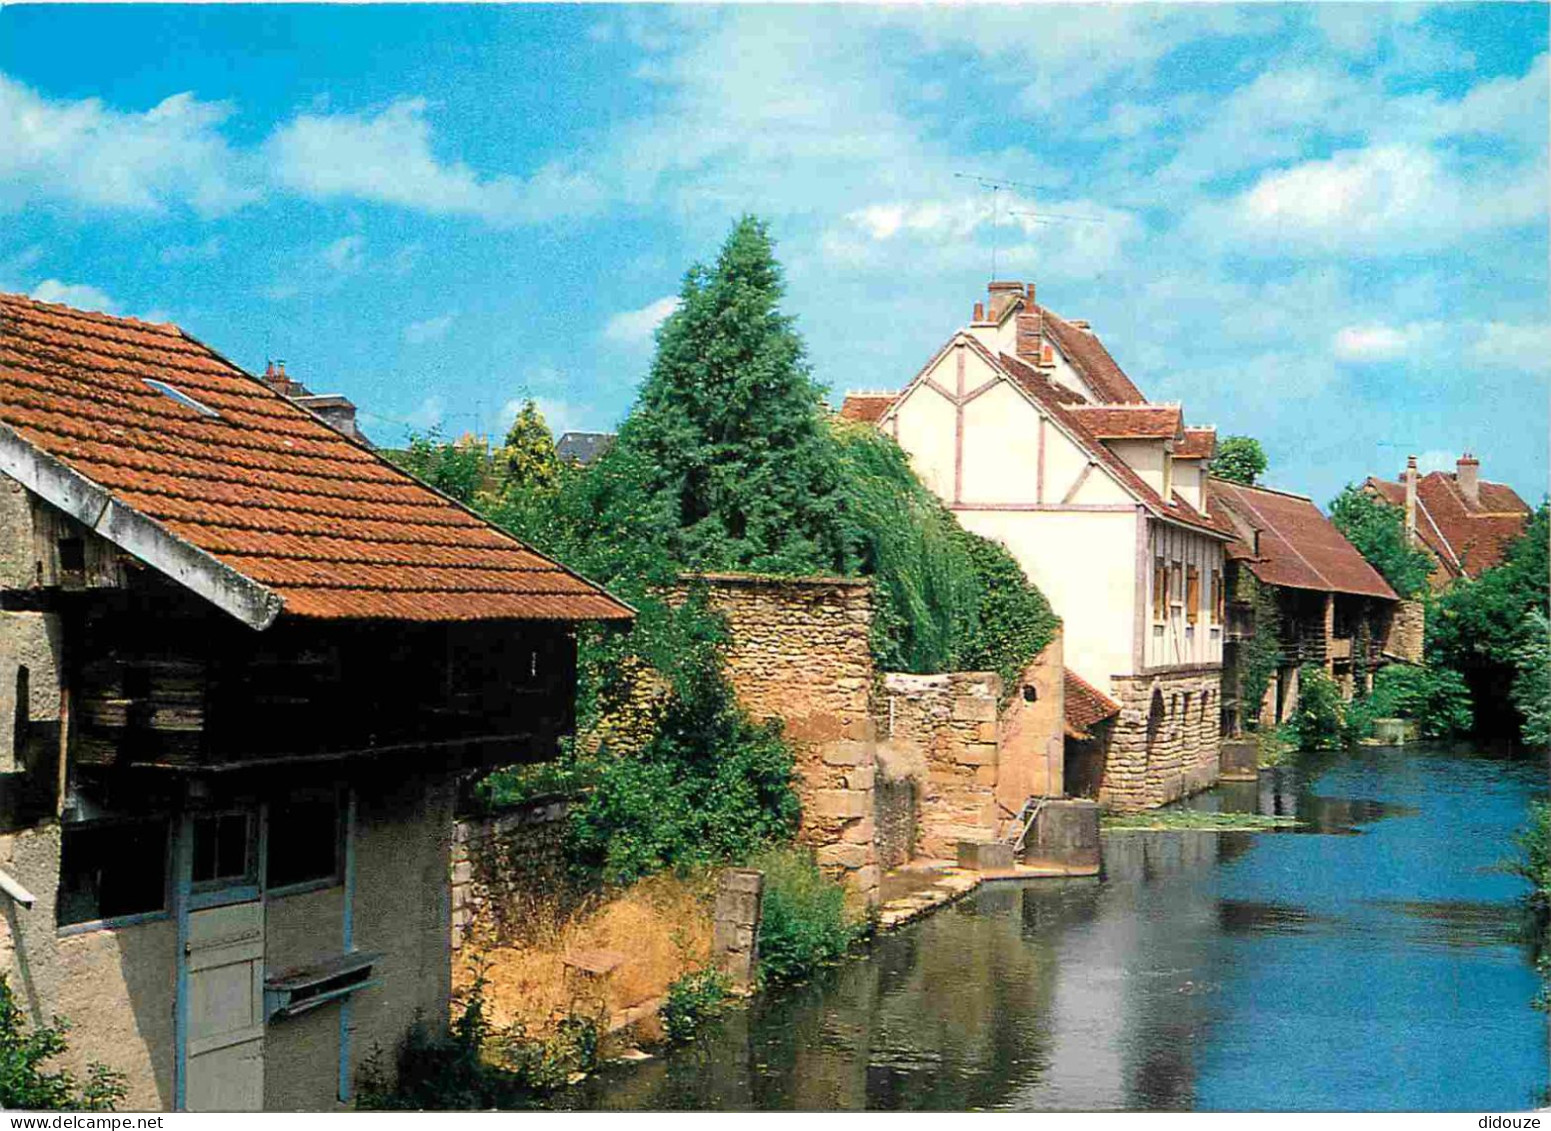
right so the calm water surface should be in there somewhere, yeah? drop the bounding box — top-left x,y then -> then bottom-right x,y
565,743 -> 1547,1111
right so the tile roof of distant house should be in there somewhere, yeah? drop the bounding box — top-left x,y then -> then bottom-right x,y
1207,477 -> 1397,600
1068,404 -> 1183,441
1065,668 -> 1121,740
838,392 -> 896,424
555,431 -> 615,466
0,291 -> 633,626
1365,465 -> 1532,580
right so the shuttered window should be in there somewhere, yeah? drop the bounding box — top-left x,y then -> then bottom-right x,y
1153,557 -> 1168,621
1186,565 -> 1201,625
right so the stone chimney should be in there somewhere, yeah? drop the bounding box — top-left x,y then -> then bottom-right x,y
1403,455 -> 1419,546
1456,452 -> 1480,507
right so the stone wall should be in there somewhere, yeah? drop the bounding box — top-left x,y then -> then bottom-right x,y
1385,599 -> 1425,665
879,672 -> 1003,858
450,798 -> 571,951
685,575 -> 880,906
1103,669 -> 1222,812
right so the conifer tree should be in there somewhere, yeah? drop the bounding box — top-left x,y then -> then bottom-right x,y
611,216 -> 848,574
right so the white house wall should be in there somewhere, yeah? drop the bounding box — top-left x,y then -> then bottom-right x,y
955,508 -> 1141,696
960,381 -> 1039,504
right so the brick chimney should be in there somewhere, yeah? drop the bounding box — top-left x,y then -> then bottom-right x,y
1403,455 -> 1419,546
1015,310 -> 1044,358
972,301 -> 985,322
986,281 -> 1025,321
1456,452 -> 1480,508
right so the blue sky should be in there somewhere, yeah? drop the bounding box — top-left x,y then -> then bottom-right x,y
1,3 -> 1546,506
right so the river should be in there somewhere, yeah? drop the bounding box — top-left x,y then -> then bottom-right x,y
562,742 -> 1547,1111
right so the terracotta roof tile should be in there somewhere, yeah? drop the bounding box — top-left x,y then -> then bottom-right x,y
0,292 -> 632,623
1208,478 -> 1396,600
1176,428 -> 1216,460
1068,404 -> 1182,440
1065,668 -> 1120,740
1036,307 -> 1148,404
838,392 -> 895,423
1363,469 -> 1531,579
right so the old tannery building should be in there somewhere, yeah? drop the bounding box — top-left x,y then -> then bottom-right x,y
843,281 -> 1232,811
0,293 -> 630,1111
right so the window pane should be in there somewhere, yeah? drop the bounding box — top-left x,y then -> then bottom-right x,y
192,812 -> 253,886
266,798 -> 340,890
58,819 -> 168,926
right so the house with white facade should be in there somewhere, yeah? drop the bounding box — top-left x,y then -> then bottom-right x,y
842,281 -> 1232,811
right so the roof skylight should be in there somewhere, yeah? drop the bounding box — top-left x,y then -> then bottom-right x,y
144,379 -> 220,419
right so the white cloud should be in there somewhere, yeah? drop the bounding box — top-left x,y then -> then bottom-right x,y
264,98 -> 606,226
0,73 -> 256,215
29,279 -> 117,314
1414,449 -> 1461,475
405,395 -> 445,432
603,295 -> 680,345
1331,322 -> 1441,363
498,395 -> 593,440
1204,144 -> 1545,255
1471,322 -> 1551,374
403,313 -> 455,346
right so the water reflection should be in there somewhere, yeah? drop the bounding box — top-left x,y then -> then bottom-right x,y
562,744 -> 1547,1112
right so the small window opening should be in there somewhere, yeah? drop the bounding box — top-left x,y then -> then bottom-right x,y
143,379 -> 221,419
1022,684 -> 1038,703
192,811 -> 254,887
56,537 -> 84,577
266,796 -> 341,890
58,818 -> 170,927
13,666 -> 28,766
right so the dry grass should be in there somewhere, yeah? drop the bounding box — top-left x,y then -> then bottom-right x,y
457,869 -> 718,1041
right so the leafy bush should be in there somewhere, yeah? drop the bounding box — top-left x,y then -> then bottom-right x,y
1345,664 -> 1473,741
566,596 -> 800,884
1512,801 -> 1551,1009
749,848 -> 862,986
659,967 -> 731,1044
388,430 -> 492,506
1287,665 -> 1346,750
356,978 -> 597,1110
1329,485 -> 1435,599
1513,610 -> 1551,748
1236,576 -> 1282,731
0,974 -> 126,1112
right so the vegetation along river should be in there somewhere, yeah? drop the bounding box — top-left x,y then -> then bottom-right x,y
561,742 -> 1547,1111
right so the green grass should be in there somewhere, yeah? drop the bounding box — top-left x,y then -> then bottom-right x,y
1102,810 -> 1304,832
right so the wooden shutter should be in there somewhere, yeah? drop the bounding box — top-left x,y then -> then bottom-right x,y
1186,565 -> 1201,625
1153,558 -> 1167,620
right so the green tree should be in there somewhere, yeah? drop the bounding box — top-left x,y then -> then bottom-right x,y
1512,609 -> 1551,748
1329,484 -> 1435,598
1209,435 -> 1268,486
1345,663 -> 1473,741
1287,664 -> 1345,750
497,400 -> 560,492
0,974 -> 126,1112
390,430 -> 490,506
611,215 -> 848,574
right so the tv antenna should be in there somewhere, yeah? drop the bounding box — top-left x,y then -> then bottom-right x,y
954,172 -> 1107,280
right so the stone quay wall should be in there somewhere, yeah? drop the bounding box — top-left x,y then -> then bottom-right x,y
451,798 -> 570,951
878,672 -> 1003,859
682,575 -> 880,906
1103,668 -> 1222,812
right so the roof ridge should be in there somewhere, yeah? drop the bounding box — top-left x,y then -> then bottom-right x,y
1208,475 -> 1313,502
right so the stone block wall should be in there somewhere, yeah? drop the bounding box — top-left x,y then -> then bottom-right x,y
1103,668 -> 1222,812
1385,600 -> 1425,665
684,575 -> 879,906
451,798 -> 571,951
879,671 -> 1003,858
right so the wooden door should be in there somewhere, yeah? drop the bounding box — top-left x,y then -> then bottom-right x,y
185,900 -> 265,1111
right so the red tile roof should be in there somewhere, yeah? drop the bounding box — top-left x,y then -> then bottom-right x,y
838,392 -> 895,424
998,350 -> 1228,539
1035,307 -> 1148,405
1364,469 -> 1531,581
1176,428 -> 1216,460
1065,668 -> 1120,740
1068,404 -> 1183,440
0,292 -> 633,624
1208,478 -> 1396,600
